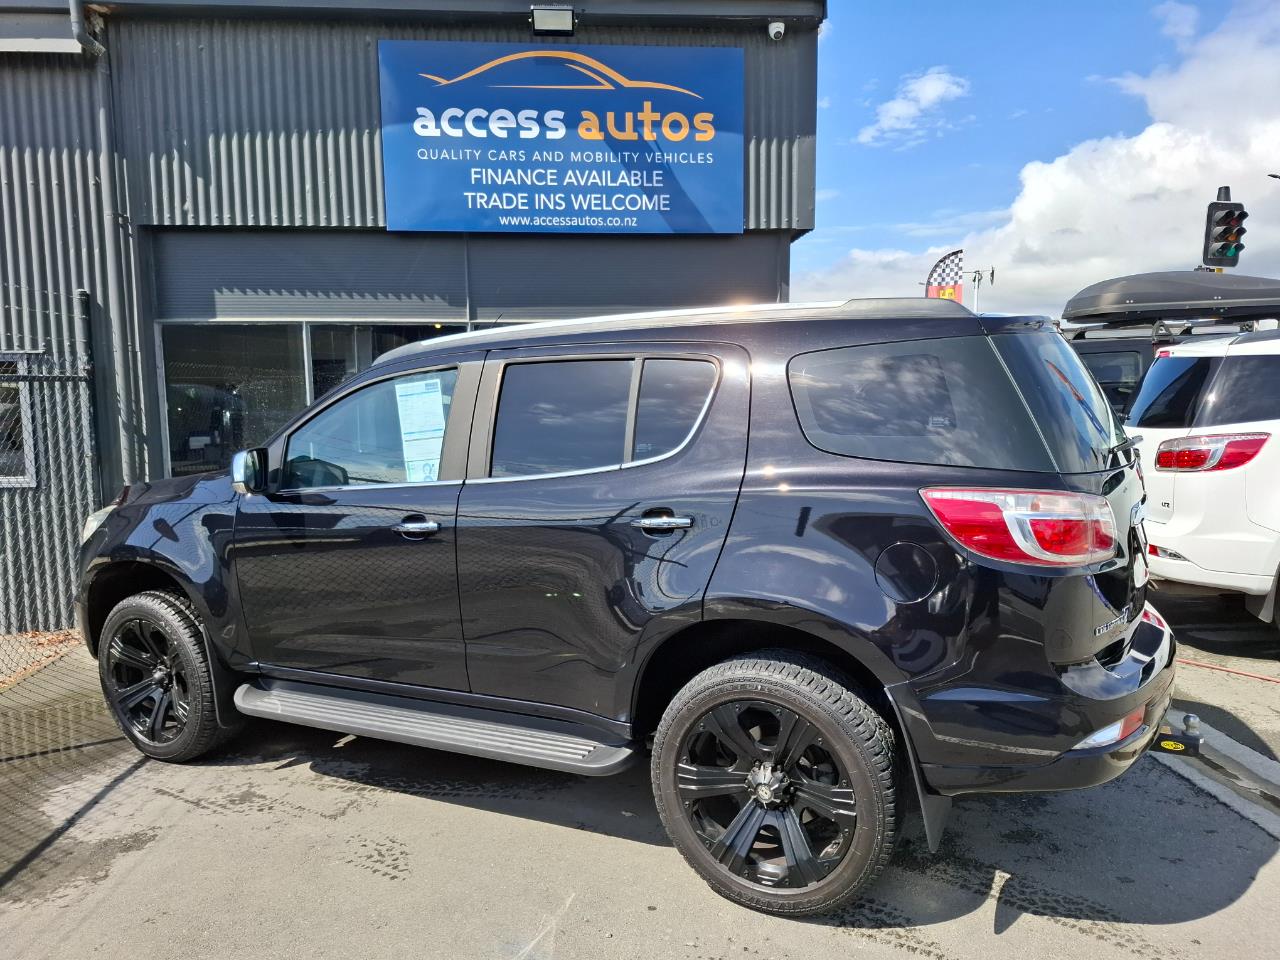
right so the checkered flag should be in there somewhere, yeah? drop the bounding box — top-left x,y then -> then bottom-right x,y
925,249 -> 964,304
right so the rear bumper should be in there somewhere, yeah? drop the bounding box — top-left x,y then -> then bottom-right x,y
1144,516 -> 1278,595
899,608 -> 1177,797
919,681 -> 1173,794
1147,552 -> 1272,596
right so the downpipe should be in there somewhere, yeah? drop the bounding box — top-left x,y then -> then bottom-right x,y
72,1 -> 141,485
69,0 -> 105,57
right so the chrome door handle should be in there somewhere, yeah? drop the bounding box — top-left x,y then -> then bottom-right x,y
631,515 -> 693,532
392,520 -> 440,535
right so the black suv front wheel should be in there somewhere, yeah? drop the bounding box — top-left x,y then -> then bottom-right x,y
652,651 -> 899,915
98,590 -> 235,762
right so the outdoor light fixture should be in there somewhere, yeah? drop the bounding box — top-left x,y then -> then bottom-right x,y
530,4 -> 575,35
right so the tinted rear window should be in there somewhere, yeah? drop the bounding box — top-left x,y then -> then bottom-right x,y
1196,355 -> 1280,426
1078,350 -> 1141,384
993,331 -> 1125,473
632,359 -> 717,461
1127,356 -> 1220,428
788,336 -> 1055,472
491,359 -> 632,477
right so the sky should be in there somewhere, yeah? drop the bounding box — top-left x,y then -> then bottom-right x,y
792,0 -> 1280,317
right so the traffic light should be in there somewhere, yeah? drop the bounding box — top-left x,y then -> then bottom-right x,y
1203,200 -> 1248,267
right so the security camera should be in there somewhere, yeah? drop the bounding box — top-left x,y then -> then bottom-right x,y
767,21 -> 786,41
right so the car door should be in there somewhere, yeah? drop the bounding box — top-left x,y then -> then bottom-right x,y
232,355 -> 481,689
455,342 -> 749,720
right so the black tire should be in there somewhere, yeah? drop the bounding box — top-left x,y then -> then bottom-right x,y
652,650 -> 899,916
98,590 -> 237,762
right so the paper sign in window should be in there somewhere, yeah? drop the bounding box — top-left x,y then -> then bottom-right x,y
394,377 -> 447,482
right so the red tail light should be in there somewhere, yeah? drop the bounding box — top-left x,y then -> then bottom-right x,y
1154,433 -> 1269,472
921,487 -> 1118,567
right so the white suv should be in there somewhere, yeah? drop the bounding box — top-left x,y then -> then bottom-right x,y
1125,330 -> 1280,628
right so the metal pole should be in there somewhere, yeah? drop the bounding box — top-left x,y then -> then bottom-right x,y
73,289 -> 104,505
92,31 -> 139,484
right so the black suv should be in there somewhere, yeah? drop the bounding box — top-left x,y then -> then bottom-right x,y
77,299 -> 1173,915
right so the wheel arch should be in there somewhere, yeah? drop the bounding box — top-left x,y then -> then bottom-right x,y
631,604 -> 952,851
85,561 -> 187,654
631,611 -> 902,742
83,559 -> 240,728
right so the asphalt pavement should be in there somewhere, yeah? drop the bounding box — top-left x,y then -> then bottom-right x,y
1,604 -> 1277,960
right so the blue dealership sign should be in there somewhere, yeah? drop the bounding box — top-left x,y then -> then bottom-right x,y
377,41 -> 744,234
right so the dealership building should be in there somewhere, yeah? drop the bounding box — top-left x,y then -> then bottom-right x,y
0,0 -> 824,630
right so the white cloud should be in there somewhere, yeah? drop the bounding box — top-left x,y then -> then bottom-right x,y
796,1 -> 1280,317
894,208 -> 1010,238
1154,1 -> 1199,49
856,67 -> 971,148
815,188 -> 841,203
817,95 -> 832,109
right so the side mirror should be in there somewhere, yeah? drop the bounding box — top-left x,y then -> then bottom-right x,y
231,448 -> 267,495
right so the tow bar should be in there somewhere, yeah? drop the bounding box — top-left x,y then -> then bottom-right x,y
1151,712 -> 1203,757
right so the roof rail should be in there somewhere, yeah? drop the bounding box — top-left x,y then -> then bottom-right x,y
1232,328 -> 1280,346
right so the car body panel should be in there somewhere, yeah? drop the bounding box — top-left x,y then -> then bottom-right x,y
232,481 -> 470,688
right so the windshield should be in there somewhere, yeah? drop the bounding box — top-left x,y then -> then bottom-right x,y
993,330 -> 1125,473
1127,356 -> 1220,428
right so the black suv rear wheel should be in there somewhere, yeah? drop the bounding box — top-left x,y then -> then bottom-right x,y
98,590 -> 235,762
652,651 -> 899,915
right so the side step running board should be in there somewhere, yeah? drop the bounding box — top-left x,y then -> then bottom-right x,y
233,679 -> 638,776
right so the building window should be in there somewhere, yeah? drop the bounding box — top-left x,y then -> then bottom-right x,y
162,324 -> 308,478
0,356 -> 37,488
160,322 -> 464,478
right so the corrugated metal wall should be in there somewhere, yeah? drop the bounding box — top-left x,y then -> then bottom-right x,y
0,54 -> 102,359
151,229 -> 788,322
111,17 -> 816,232
0,54 -> 107,632
0,12 -> 817,630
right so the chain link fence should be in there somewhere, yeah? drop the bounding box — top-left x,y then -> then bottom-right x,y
1,350 -> 127,888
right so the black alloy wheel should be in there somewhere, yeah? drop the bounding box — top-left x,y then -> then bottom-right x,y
102,616 -> 192,745
98,590 -> 237,762
653,651 -> 899,915
678,699 -> 857,888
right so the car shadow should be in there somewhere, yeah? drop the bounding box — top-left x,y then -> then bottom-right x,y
1155,593 -> 1280,760
1156,593 -> 1278,656
208,717 -> 1276,935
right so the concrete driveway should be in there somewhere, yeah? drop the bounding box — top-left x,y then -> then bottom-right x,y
2,602 -> 1278,960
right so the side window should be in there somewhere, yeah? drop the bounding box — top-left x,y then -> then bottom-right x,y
789,337 -> 1055,472
1195,355 -> 1280,426
490,360 -> 633,478
1128,357 -> 1219,428
632,359 -> 717,460
284,368 -> 457,489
